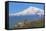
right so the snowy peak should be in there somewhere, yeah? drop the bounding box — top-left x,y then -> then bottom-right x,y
9,6 -> 44,16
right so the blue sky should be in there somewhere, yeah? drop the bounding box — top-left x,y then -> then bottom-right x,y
9,2 -> 44,14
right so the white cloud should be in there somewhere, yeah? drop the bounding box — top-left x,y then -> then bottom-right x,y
9,6 -> 44,16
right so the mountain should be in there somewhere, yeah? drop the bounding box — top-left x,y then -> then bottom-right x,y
9,7 -> 44,29
9,6 -> 44,16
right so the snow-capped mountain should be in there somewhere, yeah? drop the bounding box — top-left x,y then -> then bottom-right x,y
9,6 -> 44,16
9,7 -> 44,29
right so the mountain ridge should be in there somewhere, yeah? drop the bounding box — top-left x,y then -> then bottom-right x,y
9,6 -> 44,16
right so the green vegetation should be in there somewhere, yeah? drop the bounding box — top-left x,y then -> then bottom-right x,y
13,19 -> 45,29
32,20 -> 44,27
